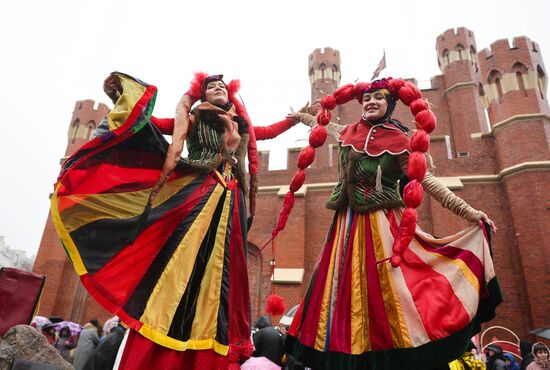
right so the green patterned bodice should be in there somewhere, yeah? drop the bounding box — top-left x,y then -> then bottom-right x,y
186,111 -> 225,168
186,109 -> 249,192
327,145 -> 405,213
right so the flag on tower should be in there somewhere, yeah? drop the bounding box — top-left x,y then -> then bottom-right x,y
371,52 -> 386,80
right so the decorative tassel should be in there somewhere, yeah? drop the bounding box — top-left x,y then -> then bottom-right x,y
265,294 -> 286,317
375,164 -> 383,192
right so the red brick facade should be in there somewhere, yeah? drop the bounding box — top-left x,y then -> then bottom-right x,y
34,28 -> 549,338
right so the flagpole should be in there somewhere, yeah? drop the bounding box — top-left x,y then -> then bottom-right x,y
384,49 -> 387,77
370,50 -> 387,81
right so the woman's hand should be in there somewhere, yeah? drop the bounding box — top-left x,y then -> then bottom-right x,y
480,213 -> 497,233
286,102 -> 319,123
286,111 -> 301,121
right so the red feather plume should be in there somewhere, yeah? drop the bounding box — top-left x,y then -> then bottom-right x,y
187,71 -> 208,100
226,79 -> 241,97
265,294 -> 286,317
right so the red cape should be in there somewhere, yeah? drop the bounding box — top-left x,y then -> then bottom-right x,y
338,119 -> 410,156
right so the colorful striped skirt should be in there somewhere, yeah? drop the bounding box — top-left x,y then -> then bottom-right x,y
52,140 -> 252,353
50,73 -> 252,368
286,207 -> 502,370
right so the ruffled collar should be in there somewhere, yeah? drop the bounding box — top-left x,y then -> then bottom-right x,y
337,118 -> 410,156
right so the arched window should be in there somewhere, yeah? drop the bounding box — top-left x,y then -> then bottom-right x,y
319,63 -> 327,79
469,45 -> 476,60
86,121 -> 95,140
537,65 -> 546,99
469,46 -> 478,71
309,67 -> 315,83
512,62 -> 529,97
70,119 -> 81,143
331,64 -> 340,81
442,49 -> 450,65
488,70 -> 504,101
455,44 -> 465,61
495,78 -> 504,100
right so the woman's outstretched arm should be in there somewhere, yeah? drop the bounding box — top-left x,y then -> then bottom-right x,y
150,116 -> 174,134
398,153 -> 497,232
254,118 -> 296,140
150,115 -> 296,140
288,112 -> 343,140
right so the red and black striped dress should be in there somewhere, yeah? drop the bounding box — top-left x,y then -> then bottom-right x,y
51,73 -> 296,369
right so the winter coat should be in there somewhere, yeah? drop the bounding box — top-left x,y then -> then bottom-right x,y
252,317 -> 284,366
73,325 -> 99,370
83,326 -> 126,370
527,361 -> 550,369
54,330 -> 76,362
526,358 -> 550,369
504,353 -> 520,370
487,354 -> 507,370
526,342 -> 550,370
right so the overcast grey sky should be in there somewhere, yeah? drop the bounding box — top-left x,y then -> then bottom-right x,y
1,0 -> 549,257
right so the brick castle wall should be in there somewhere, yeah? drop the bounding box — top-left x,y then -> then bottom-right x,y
34,29 -> 549,339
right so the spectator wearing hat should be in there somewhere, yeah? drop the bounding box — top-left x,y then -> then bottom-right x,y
41,323 -> 57,346
504,353 -> 520,370
252,316 -> 284,367
486,344 -> 507,370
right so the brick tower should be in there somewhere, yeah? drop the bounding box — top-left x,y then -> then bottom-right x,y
478,37 -> 550,331
436,27 -> 490,156
308,47 -> 352,167
33,100 -> 111,324
308,47 -> 341,103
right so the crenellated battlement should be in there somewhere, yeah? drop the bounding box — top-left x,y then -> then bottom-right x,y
309,47 -> 342,102
308,47 -> 341,80
67,99 -> 110,145
436,27 -> 476,49
479,36 -> 538,61
73,99 -> 109,114
436,27 -> 478,73
309,47 -> 340,62
478,35 -> 548,117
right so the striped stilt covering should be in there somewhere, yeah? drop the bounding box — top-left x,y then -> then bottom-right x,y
51,74 -> 251,365
286,207 -> 502,370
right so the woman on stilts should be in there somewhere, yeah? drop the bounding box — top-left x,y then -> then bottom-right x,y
282,78 -> 502,370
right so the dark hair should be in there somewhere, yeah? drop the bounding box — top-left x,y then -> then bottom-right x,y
201,75 -> 226,102
59,326 -> 71,337
534,343 -> 549,353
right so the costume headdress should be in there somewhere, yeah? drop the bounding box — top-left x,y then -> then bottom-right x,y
185,72 -> 259,216
270,78 -> 436,267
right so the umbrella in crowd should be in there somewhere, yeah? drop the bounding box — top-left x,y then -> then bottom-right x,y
31,316 -> 51,330
103,316 -> 120,335
279,304 -> 299,327
531,328 -> 550,340
54,321 -> 83,336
